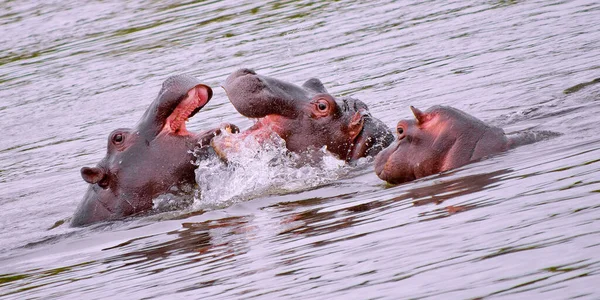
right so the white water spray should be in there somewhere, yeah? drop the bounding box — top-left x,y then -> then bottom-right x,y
193,132 -> 349,210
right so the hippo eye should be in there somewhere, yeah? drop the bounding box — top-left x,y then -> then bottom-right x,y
313,98 -> 333,117
396,123 -> 407,140
112,133 -> 124,145
317,102 -> 328,111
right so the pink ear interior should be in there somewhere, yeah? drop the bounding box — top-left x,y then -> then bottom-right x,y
348,110 -> 365,139
81,167 -> 104,184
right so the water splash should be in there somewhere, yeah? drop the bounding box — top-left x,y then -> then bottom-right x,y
151,183 -> 196,212
193,132 -> 348,210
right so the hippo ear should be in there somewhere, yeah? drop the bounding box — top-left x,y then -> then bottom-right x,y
348,110 -> 366,139
302,78 -> 329,95
410,106 -> 427,124
81,167 -> 105,184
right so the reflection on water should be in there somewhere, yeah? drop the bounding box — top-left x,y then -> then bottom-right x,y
1,0 -> 600,299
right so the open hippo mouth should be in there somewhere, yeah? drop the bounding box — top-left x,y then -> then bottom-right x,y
139,76 -> 213,139
165,86 -> 211,135
72,74 -> 219,226
211,68 -> 394,163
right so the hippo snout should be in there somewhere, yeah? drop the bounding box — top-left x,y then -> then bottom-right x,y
236,68 -> 256,76
225,68 -> 257,88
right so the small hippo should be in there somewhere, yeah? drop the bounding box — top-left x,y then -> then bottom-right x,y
72,75 -> 237,226
212,69 -> 394,162
374,105 -> 541,184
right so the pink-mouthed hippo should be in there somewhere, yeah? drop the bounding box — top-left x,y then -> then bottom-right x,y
72,75 -> 238,226
211,68 -> 394,163
374,105 -> 542,184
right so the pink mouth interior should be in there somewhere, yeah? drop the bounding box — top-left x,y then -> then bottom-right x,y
164,86 -> 209,136
211,115 -> 287,160
245,115 -> 286,141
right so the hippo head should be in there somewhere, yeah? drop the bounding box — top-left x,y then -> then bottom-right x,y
374,105 -> 509,184
217,68 -> 393,162
72,75 -> 216,226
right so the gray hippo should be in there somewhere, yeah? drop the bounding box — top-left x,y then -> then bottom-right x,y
212,69 -> 394,162
72,75 -> 237,226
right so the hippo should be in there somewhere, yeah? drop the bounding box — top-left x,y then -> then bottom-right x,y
72,75 -> 237,226
212,69 -> 394,162
374,105 -> 542,184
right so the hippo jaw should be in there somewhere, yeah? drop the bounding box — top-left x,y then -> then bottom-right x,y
72,75 -> 213,226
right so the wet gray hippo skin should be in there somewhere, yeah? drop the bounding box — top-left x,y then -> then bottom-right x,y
214,68 -> 394,162
72,75 -> 237,226
374,105 -> 538,184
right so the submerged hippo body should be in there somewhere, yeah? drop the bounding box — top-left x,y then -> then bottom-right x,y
213,69 -> 394,162
72,75 -> 233,226
375,105 -> 538,184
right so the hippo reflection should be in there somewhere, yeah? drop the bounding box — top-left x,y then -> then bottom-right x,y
212,69 -> 394,163
72,75 -> 237,226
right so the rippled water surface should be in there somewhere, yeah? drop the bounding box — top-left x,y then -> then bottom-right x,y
1,0 -> 599,299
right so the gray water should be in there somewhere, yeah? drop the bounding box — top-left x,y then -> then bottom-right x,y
1,0 -> 599,299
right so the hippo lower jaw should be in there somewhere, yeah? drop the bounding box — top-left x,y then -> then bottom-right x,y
347,131 -> 369,161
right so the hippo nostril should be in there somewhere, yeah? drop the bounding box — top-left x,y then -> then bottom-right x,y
81,167 -> 105,184
98,177 -> 110,189
81,167 -> 110,189
239,68 -> 256,76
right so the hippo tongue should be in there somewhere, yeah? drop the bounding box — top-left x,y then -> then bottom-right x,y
163,85 -> 210,136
